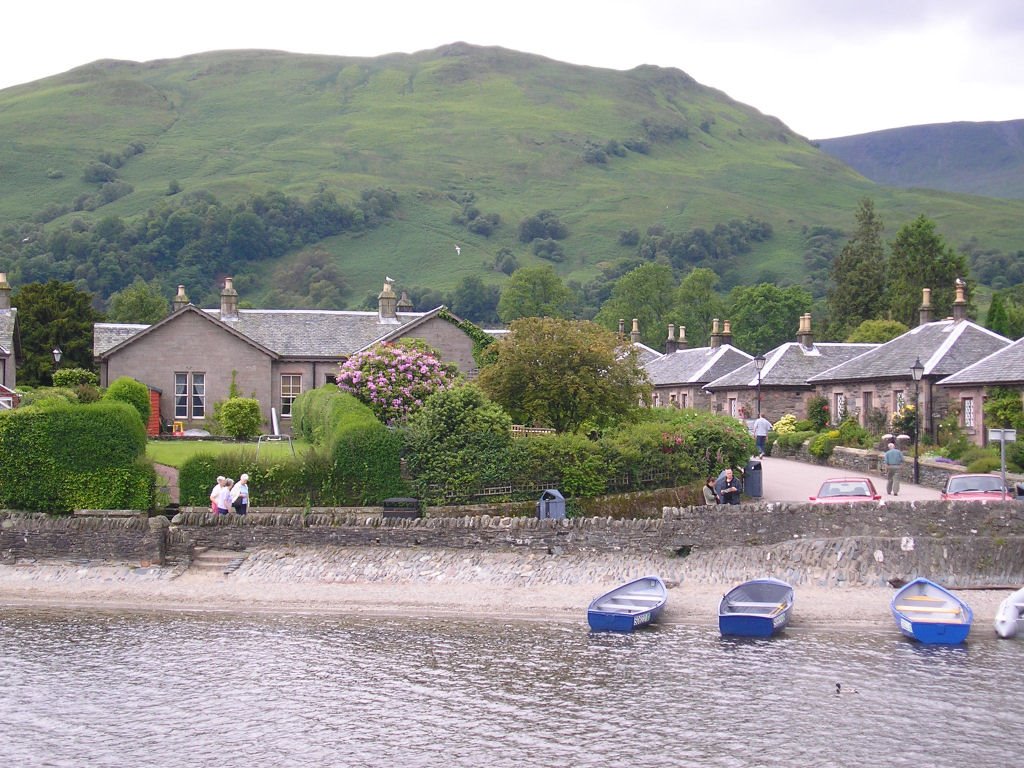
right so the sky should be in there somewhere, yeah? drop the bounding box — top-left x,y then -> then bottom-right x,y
3,0 -> 1022,139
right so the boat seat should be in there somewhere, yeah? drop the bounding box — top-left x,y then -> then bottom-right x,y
896,605 -> 961,614
606,599 -> 660,608
729,601 -> 784,609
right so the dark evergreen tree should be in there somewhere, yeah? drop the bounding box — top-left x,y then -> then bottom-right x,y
826,198 -> 887,339
887,215 -> 971,326
12,281 -> 102,386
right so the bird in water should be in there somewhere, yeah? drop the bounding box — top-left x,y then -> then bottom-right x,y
835,683 -> 858,694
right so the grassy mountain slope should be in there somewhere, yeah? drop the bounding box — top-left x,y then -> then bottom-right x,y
1,44 -> 1023,306
817,120 -> 1024,200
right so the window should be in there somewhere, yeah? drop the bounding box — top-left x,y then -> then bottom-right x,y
962,397 -> 975,428
728,397 -> 737,417
894,390 -> 905,412
281,374 -> 302,417
324,373 -> 337,386
834,393 -> 846,423
669,393 -> 677,408
175,372 -> 205,419
679,393 -> 687,409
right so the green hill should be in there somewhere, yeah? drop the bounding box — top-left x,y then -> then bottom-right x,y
817,120 -> 1024,200
1,44 -> 1022,308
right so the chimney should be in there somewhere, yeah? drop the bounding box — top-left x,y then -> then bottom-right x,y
397,291 -> 413,312
220,277 -> 238,320
677,325 -> 688,350
952,278 -> 968,322
710,318 -> 721,349
630,318 -> 641,344
665,324 -> 678,354
173,284 -> 190,313
618,318 -> 625,339
0,272 -> 9,311
918,288 -> 934,326
378,278 -> 398,323
797,313 -> 814,348
720,320 -> 733,347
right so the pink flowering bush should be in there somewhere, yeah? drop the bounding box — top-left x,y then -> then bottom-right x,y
336,342 -> 459,425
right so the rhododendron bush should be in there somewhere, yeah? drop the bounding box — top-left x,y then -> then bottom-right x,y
336,342 -> 459,424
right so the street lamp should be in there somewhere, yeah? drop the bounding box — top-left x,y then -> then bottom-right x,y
52,347 -> 62,366
910,357 -> 924,484
753,354 -> 766,418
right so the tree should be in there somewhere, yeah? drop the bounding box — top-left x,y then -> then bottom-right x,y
827,198 -> 887,339
336,341 -> 460,425
887,215 -> 971,326
727,283 -> 814,354
106,277 -> 168,323
12,281 -> 102,386
496,265 -> 574,322
594,263 -> 675,348
985,288 -> 1024,339
845,318 -> 908,343
477,317 -> 650,433
671,267 -> 726,347
449,275 -> 500,325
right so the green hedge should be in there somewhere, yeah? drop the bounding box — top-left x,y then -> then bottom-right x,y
103,376 -> 150,426
0,401 -> 154,512
180,389 -> 405,506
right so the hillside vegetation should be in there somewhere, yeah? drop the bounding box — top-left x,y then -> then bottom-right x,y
817,120 -> 1024,200
1,44 -> 1022,309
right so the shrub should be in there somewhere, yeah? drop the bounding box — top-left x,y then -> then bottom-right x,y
218,397 -> 263,440
808,429 -> 840,459
336,341 -> 459,425
836,417 -> 871,448
292,386 -> 367,446
509,433 -> 609,498
806,397 -> 829,430
773,413 -> 798,434
0,401 -> 153,512
960,446 -> 999,467
53,368 -> 99,387
103,376 -> 150,426
625,409 -> 755,478
966,456 -> 1002,474
891,404 -> 918,441
774,430 -> 816,451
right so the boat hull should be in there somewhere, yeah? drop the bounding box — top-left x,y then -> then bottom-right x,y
587,576 -> 667,633
890,578 -> 973,645
994,587 -> 1024,639
718,578 -> 794,638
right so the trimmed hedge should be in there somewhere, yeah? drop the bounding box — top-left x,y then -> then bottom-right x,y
0,401 -> 154,512
103,376 -> 150,426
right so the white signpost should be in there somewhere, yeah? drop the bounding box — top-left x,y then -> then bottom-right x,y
989,428 -> 1018,499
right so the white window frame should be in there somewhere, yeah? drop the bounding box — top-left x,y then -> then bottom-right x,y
962,397 -> 975,428
281,374 -> 302,417
834,393 -> 846,423
175,372 -> 206,420
894,390 -> 905,412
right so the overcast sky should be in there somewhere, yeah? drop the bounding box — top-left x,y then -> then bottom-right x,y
3,0 -> 1021,138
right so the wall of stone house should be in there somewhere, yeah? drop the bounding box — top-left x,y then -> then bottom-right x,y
396,316 -> 478,376
105,312 -> 274,433
709,388 -> 810,422
940,384 -> 987,446
814,379 -> 953,439
652,386 -> 706,410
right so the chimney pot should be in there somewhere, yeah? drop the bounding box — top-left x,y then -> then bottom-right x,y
630,318 -> 640,343
219,277 -> 238,320
377,277 -> 398,322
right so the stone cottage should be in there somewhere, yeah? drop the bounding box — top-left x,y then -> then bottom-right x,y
937,336 -> 1024,446
93,278 -> 481,434
704,314 -> 876,421
644,319 -> 751,410
807,286 -> 1011,439
0,272 -> 20,409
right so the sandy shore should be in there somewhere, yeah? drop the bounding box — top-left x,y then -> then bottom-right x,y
0,554 -> 1010,632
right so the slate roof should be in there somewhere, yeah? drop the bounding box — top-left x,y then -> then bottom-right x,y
94,306 -> 436,359
632,342 -> 664,367
0,308 -> 16,356
706,342 -> 877,390
645,345 -> 752,386
937,336 -> 1024,387
807,319 -> 1011,384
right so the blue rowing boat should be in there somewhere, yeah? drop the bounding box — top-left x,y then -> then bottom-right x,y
890,577 -> 973,645
587,575 -> 667,632
718,578 -> 794,637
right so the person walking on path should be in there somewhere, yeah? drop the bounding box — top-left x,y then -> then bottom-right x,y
883,442 -> 904,496
211,476 -> 232,515
752,414 -> 774,458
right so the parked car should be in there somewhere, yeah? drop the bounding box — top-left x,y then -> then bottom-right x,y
941,473 -> 1014,501
809,477 -> 881,503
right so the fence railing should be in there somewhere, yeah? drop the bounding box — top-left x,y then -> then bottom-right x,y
510,425 -> 556,439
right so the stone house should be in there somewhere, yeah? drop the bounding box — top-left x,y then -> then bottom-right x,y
93,278 -> 480,434
807,286 -> 1011,439
937,336 -> 1024,446
0,272 -> 20,409
704,314 -> 876,421
644,319 -> 752,410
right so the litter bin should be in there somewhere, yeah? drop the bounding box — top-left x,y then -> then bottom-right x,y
536,489 -> 566,520
381,497 -> 422,520
744,458 -> 763,498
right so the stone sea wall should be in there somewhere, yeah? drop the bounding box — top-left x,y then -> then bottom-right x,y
3,501 -> 1023,586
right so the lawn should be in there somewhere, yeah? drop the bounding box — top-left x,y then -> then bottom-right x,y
146,438 -> 313,468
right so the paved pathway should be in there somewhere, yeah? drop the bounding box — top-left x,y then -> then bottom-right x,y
154,463 -> 179,504
754,456 -> 941,503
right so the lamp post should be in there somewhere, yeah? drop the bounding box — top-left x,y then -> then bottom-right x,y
910,357 -> 924,484
754,354 -> 765,418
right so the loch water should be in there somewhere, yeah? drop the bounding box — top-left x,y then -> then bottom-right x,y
0,607 -> 1019,768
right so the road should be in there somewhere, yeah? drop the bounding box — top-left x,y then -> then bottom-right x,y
752,456 -> 942,503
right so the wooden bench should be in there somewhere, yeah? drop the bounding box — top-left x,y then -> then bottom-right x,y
729,601 -> 784,609
896,605 -> 961,614
607,598 -> 661,607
